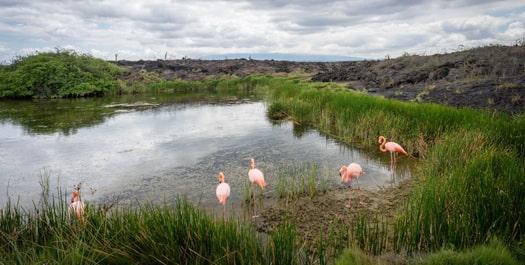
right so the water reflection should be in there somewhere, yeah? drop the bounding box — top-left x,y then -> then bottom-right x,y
0,96 -> 415,213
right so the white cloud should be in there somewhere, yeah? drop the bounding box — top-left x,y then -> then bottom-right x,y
0,0 -> 524,63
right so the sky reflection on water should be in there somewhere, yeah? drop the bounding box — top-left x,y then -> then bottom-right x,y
0,99 -> 414,212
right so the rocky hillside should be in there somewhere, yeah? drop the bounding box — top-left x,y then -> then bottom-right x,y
312,45 -> 525,114
116,58 -> 329,81
116,45 -> 525,114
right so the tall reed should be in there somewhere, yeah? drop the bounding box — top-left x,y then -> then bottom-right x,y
264,77 -> 525,256
276,161 -> 330,200
394,130 -> 525,253
1,179 -> 308,264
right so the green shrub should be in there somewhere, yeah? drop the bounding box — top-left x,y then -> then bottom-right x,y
0,49 -> 122,98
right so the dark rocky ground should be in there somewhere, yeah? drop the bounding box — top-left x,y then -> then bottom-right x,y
118,44 -> 525,115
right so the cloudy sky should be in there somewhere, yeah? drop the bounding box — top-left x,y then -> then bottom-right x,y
1,0 -> 524,62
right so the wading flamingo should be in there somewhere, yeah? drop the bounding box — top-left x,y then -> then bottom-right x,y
378,136 -> 408,181
339,163 -> 365,208
68,191 -> 85,224
216,172 -> 231,216
248,158 -> 267,218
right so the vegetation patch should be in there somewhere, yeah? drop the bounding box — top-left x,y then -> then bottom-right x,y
0,49 -> 123,98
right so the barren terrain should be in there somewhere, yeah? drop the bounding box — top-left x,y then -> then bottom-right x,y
118,45 -> 525,114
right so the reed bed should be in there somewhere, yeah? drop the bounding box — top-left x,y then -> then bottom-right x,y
1,177 -> 308,264
2,196 -> 279,264
130,74 -> 268,95
263,77 -> 525,259
394,130 -> 525,253
275,161 -> 331,200
3,169 -> 345,264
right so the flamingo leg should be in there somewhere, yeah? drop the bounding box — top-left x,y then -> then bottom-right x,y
393,152 -> 398,184
390,152 -> 396,180
252,185 -> 258,218
356,179 -> 365,205
345,186 -> 352,208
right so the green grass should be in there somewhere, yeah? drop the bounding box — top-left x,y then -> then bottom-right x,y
275,162 -> 330,200
122,73 -> 267,95
334,239 -> 520,265
3,171 -> 337,264
264,77 -> 525,258
411,239 -> 520,265
1,187 -> 270,264
394,130 -> 525,253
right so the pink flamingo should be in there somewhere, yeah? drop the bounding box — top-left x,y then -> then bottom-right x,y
248,158 -> 267,218
216,172 -> 231,216
339,163 -> 364,208
68,191 -> 85,224
378,135 -> 408,181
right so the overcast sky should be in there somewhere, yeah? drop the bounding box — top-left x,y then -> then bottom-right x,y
1,0 -> 524,62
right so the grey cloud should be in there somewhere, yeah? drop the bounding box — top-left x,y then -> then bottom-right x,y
0,0 -> 524,62
441,19 -> 500,40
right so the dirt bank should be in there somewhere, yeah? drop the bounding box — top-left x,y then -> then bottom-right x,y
255,179 -> 413,251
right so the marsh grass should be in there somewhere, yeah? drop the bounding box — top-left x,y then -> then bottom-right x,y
276,162 -> 330,200
267,218 -> 299,264
411,239 -> 520,265
126,74 -> 268,95
395,130 -> 525,253
264,77 -> 525,258
2,175 -> 319,264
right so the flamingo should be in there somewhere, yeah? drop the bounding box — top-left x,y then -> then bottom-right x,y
248,158 -> 267,218
339,163 -> 365,208
68,191 -> 85,224
216,172 -> 231,216
378,135 -> 408,181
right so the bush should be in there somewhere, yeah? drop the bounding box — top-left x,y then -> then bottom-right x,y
0,49 -> 123,98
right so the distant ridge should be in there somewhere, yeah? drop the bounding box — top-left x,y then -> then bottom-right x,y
200,53 -> 364,62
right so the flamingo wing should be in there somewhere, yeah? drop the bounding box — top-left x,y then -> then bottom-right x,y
249,168 -> 267,188
385,142 -> 408,155
69,201 -> 84,219
216,183 -> 231,205
347,163 -> 364,178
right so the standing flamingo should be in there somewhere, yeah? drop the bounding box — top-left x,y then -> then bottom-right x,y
339,163 -> 365,208
68,191 -> 85,224
248,158 -> 267,218
378,135 -> 408,182
216,172 -> 231,216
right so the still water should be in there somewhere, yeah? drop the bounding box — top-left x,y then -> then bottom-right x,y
0,94 -> 413,214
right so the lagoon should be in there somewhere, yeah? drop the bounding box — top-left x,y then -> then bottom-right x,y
0,94 -> 413,214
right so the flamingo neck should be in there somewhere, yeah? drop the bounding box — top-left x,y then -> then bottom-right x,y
71,192 -> 81,203
379,137 -> 388,152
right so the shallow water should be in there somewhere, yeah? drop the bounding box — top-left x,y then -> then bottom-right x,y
0,94 -> 416,215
